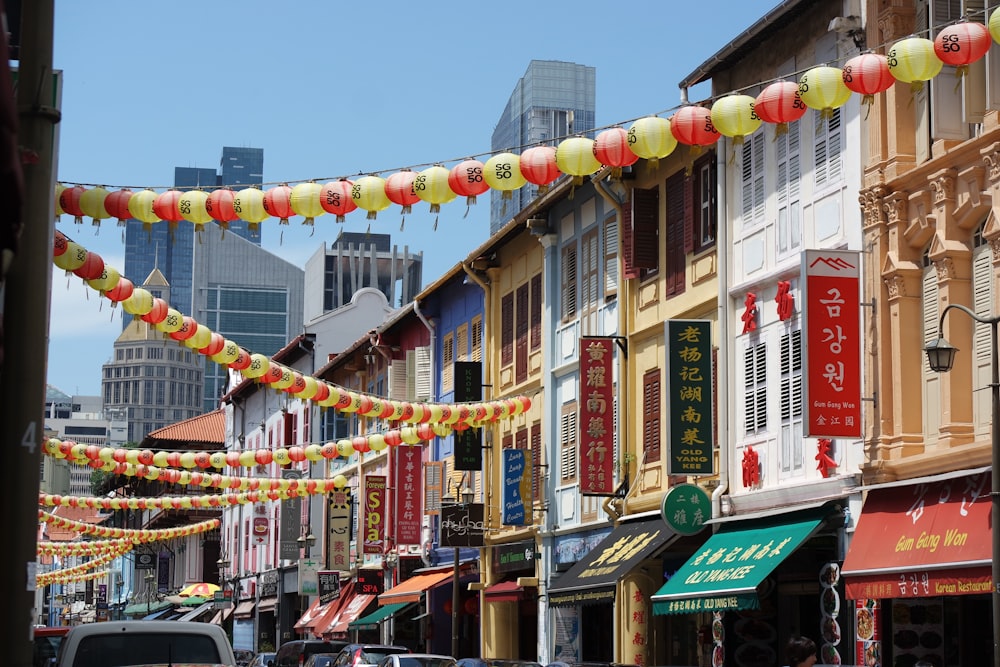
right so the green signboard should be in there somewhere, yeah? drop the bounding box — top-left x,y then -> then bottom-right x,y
660,483 -> 711,535
665,319 -> 714,475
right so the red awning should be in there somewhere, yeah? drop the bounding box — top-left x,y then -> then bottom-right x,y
842,469 -> 992,600
323,594 -> 376,636
484,580 -> 524,603
306,582 -> 355,638
294,596 -> 339,631
378,569 -> 453,605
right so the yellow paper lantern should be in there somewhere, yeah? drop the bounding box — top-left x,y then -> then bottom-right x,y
304,444 -> 324,462
483,153 -> 527,201
336,439 -> 355,457
86,265 -> 120,294
710,94 -> 762,144
626,116 -> 677,168
332,474 -> 348,489
798,66 -> 853,117
886,37 -> 943,90
555,137 -> 602,185
294,375 -> 319,400
350,175 -> 391,220
413,165 -> 457,214
990,7 -> 1000,44
179,452 -> 197,468
238,450 -> 257,468
53,241 -> 88,272
290,181 -> 326,226
154,308 -> 184,334
273,448 -> 291,466
179,189 -> 213,231
368,434 -> 387,451
121,288 -> 154,316
242,353 -> 271,379
233,187 -> 269,232
55,182 -> 66,220
211,339 -> 241,366
272,367 -> 296,390
79,186 -> 110,227
126,189 -> 162,229
183,323 -> 212,350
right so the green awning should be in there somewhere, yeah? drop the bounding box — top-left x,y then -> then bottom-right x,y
123,599 -> 173,616
651,513 -> 825,615
181,595 -> 207,607
348,602 -> 413,630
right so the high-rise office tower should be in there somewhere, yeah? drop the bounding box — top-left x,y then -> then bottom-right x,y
489,60 -> 596,234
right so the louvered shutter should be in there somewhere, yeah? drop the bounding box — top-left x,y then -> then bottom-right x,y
973,245 -> 992,436
665,172 -> 686,296
560,406 -> 578,482
413,346 -> 431,401
442,333 -> 455,394
621,191 -> 638,279
471,317 -> 483,363
683,169 -> 695,253
501,293 -> 514,367
424,461 -> 443,515
516,283 -> 529,383
562,244 -> 578,320
604,215 -> 619,297
388,358 -> 408,400
642,369 -> 661,463
530,274 -> 542,350
633,186 -> 659,270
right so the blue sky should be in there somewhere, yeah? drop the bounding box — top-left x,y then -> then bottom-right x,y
47,0 -> 777,397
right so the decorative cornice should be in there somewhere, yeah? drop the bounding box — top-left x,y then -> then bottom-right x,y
883,191 -> 907,226
934,256 -> 956,281
884,274 -> 908,299
983,148 -> 1000,183
930,172 -> 955,205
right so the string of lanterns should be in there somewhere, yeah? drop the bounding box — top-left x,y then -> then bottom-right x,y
38,547 -> 129,586
40,568 -> 112,587
39,510 -> 220,540
38,538 -> 135,557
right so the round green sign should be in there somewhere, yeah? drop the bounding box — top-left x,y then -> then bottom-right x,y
660,483 -> 712,535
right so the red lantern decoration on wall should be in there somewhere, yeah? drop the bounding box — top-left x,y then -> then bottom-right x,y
448,159 -> 490,207
320,179 -> 358,222
593,127 -> 639,178
934,20 -> 991,76
670,105 -> 720,155
519,145 -> 561,194
59,185 -> 86,225
754,81 -> 807,135
842,53 -> 895,115
206,188 -> 240,233
103,188 -> 133,227
263,184 -> 295,225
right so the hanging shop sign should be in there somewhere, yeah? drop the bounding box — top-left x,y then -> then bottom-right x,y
454,361 -> 484,470
328,489 -> 352,572
579,337 -> 615,494
501,448 -> 532,526
280,469 -> 303,561
363,475 -> 387,555
441,502 -> 486,548
660,483 -> 712,535
665,320 -> 714,475
393,445 -> 423,545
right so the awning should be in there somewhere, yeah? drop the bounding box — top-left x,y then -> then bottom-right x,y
317,593 -> 376,636
123,599 -> 173,616
484,580 -> 524,603
348,602 -> 414,630
257,597 -> 278,614
842,469 -> 992,600
233,600 -> 256,619
548,517 -> 677,607
651,512 -> 827,614
141,606 -> 175,620
378,569 -> 454,605
177,601 -> 215,621
294,597 -> 327,630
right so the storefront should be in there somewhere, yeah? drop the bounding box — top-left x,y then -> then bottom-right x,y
481,539 -> 539,660
378,564 -> 479,655
651,503 -> 847,667
841,468 -> 993,667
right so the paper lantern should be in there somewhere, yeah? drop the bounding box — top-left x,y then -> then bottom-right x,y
169,316 -> 199,341
154,308 -> 184,333
842,53 -> 895,116
229,347 -> 252,371
991,7 -> 1000,44
184,323 -> 213,350
206,188 -> 239,231
448,159 -> 490,207
59,185 -> 86,224
290,181 -> 325,227
555,138 -> 602,184
670,106 -> 721,150
887,37 -> 943,90
79,186 -> 110,227
121,288 -> 154,317
384,170 -> 421,219
351,175 -> 392,220
54,183 -> 66,220
127,189 -> 162,230
105,276 -> 134,303
152,189 -> 184,229
178,189 -> 213,231
414,165 -> 456,214
199,332 -> 226,356
295,375 -> 319,400
710,94 -> 761,144
484,152 -> 528,212
519,145 -> 561,193
263,184 -> 294,225
72,251 -> 105,281
233,187 -> 269,232
210,339 -> 241,366
140,298 -> 169,325
593,127 -> 639,178
626,116 -> 677,168
103,188 -> 133,226
934,21 -> 991,76
320,179 -> 358,222
243,353 -> 270,379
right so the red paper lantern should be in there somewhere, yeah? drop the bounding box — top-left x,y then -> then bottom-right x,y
229,347 -> 252,371
384,170 -> 421,215
670,106 -> 720,149
519,145 -> 561,194
199,332 -> 226,356
263,184 -> 295,225
448,159 -> 490,206
842,53 -> 895,116
934,21 -> 991,72
72,251 -> 105,281
312,381 -> 330,403
206,188 -> 240,231
320,179 -> 358,222
103,188 -> 133,227
261,363 -> 284,385
153,189 -> 184,224
59,185 -> 86,225
105,277 -> 134,303
593,127 -> 639,178
754,81 -> 807,135
352,436 -> 370,454
169,316 -> 198,341
53,230 -> 68,257
140,298 -> 169,325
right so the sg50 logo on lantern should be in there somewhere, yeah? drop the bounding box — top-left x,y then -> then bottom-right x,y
362,475 -> 387,555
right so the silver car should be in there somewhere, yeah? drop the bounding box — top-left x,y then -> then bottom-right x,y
378,654 -> 457,667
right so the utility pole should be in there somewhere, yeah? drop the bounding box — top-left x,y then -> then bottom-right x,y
2,1 -> 56,665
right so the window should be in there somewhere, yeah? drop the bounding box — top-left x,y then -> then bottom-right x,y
424,461 -> 443,515
579,227 -> 600,333
622,186 -> 659,279
777,120 -> 802,256
744,341 -> 767,435
501,293 -> 514,367
502,276 -> 541,382
516,284 -> 529,382
694,155 -> 717,250
604,214 -> 618,298
562,242 -> 578,321
779,328 -> 803,473
741,131 -> 765,228
529,422 -> 542,504
814,108 -> 842,191
665,172 -> 686,296
456,324 -> 469,362
922,251 -> 941,446
471,316 -> 483,362
530,274 -> 542,351
442,332 -> 454,394
973,224 -> 993,439
559,402 -> 578,483
642,369 -> 661,463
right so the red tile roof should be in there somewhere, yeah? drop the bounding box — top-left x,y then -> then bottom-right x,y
143,409 -> 225,446
44,505 -> 109,542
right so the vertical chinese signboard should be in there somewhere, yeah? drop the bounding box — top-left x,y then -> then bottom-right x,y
665,320 -> 714,475
802,249 -> 862,437
393,445 -> 423,545
327,489 -> 352,572
280,469 -> 303,560
580,337 -> 615,495
454,361 -> 484,470
363,475 -> 386,555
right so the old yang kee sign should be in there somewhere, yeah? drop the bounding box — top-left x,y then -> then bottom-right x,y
666,320 -> 714,475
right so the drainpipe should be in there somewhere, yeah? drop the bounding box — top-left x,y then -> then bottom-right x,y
412,297 -> 437,568
593,175 -> 629,522
712,142 -> 731,519
297,335 -> 319,554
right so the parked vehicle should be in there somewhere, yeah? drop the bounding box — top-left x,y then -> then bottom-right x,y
333,644 -> 410,667
275,640 -> 349,667
55,619 -> 237,667
235,648 -> 256,666
458,660 -> 541,667
377,653 -> 457,667
249,651 -> 277,667
304,653 -> 341,667
32,626 -> 70,667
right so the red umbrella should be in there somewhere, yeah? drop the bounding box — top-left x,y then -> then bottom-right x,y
178,582 -> 220,598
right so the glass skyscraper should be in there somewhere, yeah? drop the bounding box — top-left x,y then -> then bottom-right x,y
489,60 -> 596,234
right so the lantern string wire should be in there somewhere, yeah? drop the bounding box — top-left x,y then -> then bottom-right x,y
58,9 -> 986,193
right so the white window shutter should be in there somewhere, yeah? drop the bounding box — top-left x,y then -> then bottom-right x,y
414,345 -> 432,401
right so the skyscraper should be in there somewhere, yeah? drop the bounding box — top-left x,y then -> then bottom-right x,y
489,60 -> 596,234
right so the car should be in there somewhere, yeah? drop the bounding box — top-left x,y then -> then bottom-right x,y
32,626 -> 70,667
250,652 -> 278,667
275,640 -> 349,667
458,660 -> 541,667
304,653 -> 341,667
236,648 -> 256,666
377,654 -> 458,667
334,644 -> 411,667
55,619 -> 237,667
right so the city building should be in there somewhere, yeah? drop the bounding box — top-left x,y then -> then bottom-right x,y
44,385 -> 125,496
489,60 -> 595,234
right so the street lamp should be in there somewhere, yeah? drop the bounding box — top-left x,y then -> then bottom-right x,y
924,302 -> 1000,667
297,527 -> 317,556
442,485 -> 474,659
144,571 -> 156,617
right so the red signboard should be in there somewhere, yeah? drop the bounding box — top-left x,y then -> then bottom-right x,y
580,337 -> 615,495
842,470 -> 992,600
253,516 -> 269,544
362,475 -> 387,555
393,445 -> 423,545
802,249 -> 862,437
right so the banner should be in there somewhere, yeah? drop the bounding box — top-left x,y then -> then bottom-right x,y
440,503 -> 486,547
454,361 -> 484,470
665,320 -> 714,475
802,249 -> 862,437
393,445 -> 423,545
280,469 -> 303,560
299,557 -> 319,596
362,475 -> 387,555
580,337 -> 615,495
501,448 -> 531,526
327,489 -> 352,572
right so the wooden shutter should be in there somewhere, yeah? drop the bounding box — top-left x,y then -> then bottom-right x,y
642,369 -> 661,463
413,346 -> 431,401
683,168 -> 695,253
501,293 -> 514,367
632,186 -> 659,270
424,461 -> 443,515
530,273 -> 542,351
562,243 -> 578,320
530,422 -> 542,505
604,215 -> 618,298
665,172 -> 686,296
621,194 -> 638,279
559,403 -> 578,483
471,316 -> 483,363
442,332 -> 455,394
456,324 -> 469,361
388,359 -> 408,400
515,283 -> 529,383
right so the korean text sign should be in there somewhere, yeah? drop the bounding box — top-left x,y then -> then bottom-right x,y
802,249 -> 862,437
